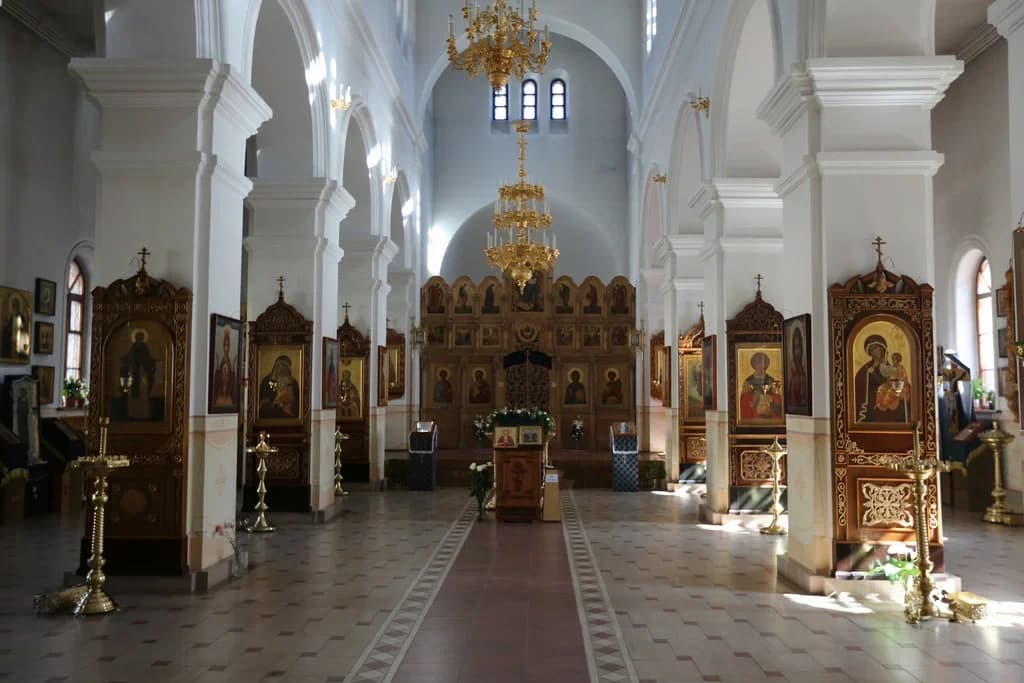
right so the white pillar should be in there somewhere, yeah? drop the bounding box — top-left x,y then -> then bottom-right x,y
639,268 -> 665,454
385,268 -> 417,450
69,59 -> 271,573
339,236 -> 398,482
759,55 -> 962,587
245,179 -> 353,513
990,0 -> 1024,506
694,181 -> 784,519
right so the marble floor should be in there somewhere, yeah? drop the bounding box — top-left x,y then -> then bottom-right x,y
0,489 -> 1021,683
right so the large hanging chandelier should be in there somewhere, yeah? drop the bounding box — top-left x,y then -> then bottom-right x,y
485,121 -> 558,292
447,0 -> 552,91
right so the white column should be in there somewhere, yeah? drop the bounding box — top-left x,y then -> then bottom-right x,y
759,56 -> 962,587
69,59 -> 271,573
385,268 -> 417,450
245,179 -> 353,513
639,268 -> 665,454
340,236 -> 398,482
654,235 -> 705,482
693,181 -> 784,519
991,0 -> 1024,505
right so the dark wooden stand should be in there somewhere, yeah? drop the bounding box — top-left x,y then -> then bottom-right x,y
494,447 -> 543,522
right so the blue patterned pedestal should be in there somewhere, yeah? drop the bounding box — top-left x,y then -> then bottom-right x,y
611,452 -> 638,492
408,423 -> 439,491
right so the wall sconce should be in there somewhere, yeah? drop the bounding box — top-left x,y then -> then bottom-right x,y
331,85 -> 352,112
689,90 -> 710,118
652,173 -> 667,184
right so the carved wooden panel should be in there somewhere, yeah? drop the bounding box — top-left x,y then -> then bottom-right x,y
419,275 -> 635,451
678,317 -> 705,468
88,259 -> 192,574
828,250 -> 940,571
247,292 -> 313,509
335,314 -> 370,477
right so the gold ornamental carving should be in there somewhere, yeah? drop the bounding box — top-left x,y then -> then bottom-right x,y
859,482 -> 913,527
739,449 -> 773,481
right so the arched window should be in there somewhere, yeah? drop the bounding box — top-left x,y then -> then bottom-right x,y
976,258 -> 996,394
492,84 -> 508,121
65,260 -> 86,381
550,79 -> 566,120
645,0 -> 657,54
521,79 -> 537,120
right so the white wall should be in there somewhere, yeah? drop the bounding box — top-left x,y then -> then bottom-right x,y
428,34 -> 629,277
0,15 -> 98,398
932,41 -> 1010,381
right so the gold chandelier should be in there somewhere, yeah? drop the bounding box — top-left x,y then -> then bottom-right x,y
447,0 -> 552,90
485,121 -> 558,292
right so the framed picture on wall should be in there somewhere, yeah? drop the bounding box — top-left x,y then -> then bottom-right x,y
734,343 -> 785,427
997,287 -> 1008,318
35,322 -> 54,355
254,344 -> 305,426
493,426 -> 517,448
337,356 -> 365,420
702,335 -> 717,410
32,365 -> 55,405
0,286 -> 33,363
782,314 -> 811,416
209,314 -> 242,414
322,338 -> 339,409
998,326 -> 1009,359
35,278 -> 56,316
377,346 -> 389,406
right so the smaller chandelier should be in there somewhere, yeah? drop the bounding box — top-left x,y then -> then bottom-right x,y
485,121 -> 558,292
448,0 -> 552,91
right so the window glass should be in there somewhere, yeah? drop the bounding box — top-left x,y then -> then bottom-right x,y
550,79 -> 566,120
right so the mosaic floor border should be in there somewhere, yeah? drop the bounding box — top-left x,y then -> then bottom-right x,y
563,490 -> 640,683
343,498 -> 477,683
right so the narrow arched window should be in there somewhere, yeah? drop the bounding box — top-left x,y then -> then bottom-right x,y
645,0 -> 657,54
492,84 -> 508,121
65,259 -> 86,381
521,79 -> 537,120
976,258 -> 995,394
550,79 -> 566,120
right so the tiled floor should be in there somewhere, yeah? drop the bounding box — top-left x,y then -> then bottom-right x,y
0,488 -> 1021,683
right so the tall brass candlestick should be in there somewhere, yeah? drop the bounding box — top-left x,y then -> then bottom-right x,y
334,427 -> 351,496
978,421 -> 1014,525
760,437 -> 787,536
246,431 -> 278,533
887,424 -> 946,624
72,417 -> 131,616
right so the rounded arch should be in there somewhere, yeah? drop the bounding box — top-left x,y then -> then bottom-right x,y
339,103 -> 381,240
950,237 -> 991,366
418,15 -> 638,126
668,105 -> 707,234
387,172 -> 413,270
709,0 -> 784,178
244,0 -> 328,177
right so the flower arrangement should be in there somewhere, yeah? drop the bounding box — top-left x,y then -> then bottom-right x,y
212,521 -> 248,577
569,415 -> 584,442
472,414 -> 488,441
468,462 -> 493,520
481,407 -> 556,434
870,542 -> 919,589
62,377 -> 88,408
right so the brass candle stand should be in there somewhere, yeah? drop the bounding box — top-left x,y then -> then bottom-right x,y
334,427 -> 351,496
978,422 -> 1014,525
887,424 -> 947,624
246,431 -> 278,533
71,417 -> 131,616
760,437 -> 787,535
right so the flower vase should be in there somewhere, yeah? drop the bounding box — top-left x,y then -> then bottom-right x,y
231,549 -> 249,578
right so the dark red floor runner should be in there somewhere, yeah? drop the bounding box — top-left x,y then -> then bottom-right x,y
392,518 -> 590,683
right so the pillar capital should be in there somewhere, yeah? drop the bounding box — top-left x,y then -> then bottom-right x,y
990,0 -> 1024,39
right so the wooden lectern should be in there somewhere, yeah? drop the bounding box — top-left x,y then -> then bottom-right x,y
494,446 -> 543,522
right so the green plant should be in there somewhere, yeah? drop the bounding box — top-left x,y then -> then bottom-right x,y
987,390 -> 996,407
468,462 -> 493,519
971,378 -> 986,401
870,556 -> 920,588
645,460 -> 666,481
62,377 -> 87,400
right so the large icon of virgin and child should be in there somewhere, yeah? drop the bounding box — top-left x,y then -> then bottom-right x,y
256,347 -> 304,424
851,321 -> 913,424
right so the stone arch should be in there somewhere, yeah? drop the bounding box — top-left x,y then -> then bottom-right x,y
248,0 -> 328,178
950,238 -> 990,369
709,0 -> 784,178
418,15 -> 638,125
339,103 -> 382,240
668,106 -> 706,235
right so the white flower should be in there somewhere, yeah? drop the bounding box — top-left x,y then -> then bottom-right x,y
887,542 -> 910,556
469,463 -> 477,471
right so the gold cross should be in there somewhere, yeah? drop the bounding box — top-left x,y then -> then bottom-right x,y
755,273 -> 764,293
137,247 -> 150,271
276,275 -> 285,298
342,302 -> 352,321
873,236 -> 886,261
698,301 -> 705,317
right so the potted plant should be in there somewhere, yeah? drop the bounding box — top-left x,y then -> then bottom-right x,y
645,460 -> 667,491
468,462 -> 493,520
62,377 -> 87,409
870,543 -> 923,617
970,378 -> 986,410
986,390 -> 996,410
